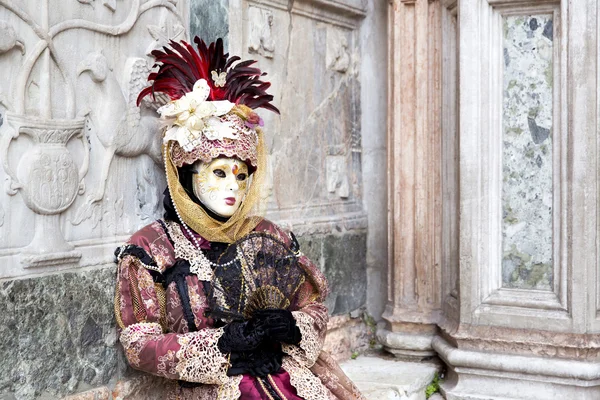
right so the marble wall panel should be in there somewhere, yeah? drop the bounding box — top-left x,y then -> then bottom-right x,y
0,267 -> 121,399
0,0 -> 187,278
502,14 -> 554,290
230,2 -> 364,223
190,0 -> 229,48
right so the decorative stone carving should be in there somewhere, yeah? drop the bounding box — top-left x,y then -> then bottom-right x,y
2,114 -> 88,267
381,0 -> 600,398
248,6 -> 275,59
326,155 -> 350,199
77,0 -> 93,7
0,20 -> 24,55
0,0 -> 186,274
103,0 -> 116,12
71,54 -> 162,227
326,27 -> 350,73
135,158 -> 161,223
146,11 -> 186,57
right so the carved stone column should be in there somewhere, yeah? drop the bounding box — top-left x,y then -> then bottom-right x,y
377,0 -> 444,360
435,0 -> 600,398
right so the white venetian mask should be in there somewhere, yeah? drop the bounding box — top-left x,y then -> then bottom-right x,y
191,157 -> 249,218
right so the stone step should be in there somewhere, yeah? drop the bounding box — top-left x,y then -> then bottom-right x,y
340,356 -> 439,400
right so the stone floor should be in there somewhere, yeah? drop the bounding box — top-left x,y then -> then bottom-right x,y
340,355 -> 440,400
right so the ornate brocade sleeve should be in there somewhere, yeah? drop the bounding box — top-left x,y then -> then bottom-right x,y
115,254 -> 229,385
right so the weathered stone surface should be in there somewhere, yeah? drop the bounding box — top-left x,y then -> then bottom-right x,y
60,375 -> 172,400
359,0 -> 388,324
0,1 -> 182,277
62,387 -> 110,400
189,0 -> 229,49
0,266 -> 120,399
324,232 -> 368,315
297,230 -> 367,315
323,314 -> 374,361
340,356 -> 437,400
0,0 -> 378,398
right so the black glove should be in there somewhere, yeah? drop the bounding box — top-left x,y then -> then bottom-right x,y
253,309 -> 302,345
217,317 -> 267,353
227,342 -> 284,377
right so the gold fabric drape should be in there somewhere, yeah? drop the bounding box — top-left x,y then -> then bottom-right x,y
164,128 -> 268,243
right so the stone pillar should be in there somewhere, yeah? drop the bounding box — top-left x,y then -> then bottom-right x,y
384,0 -> 600,397
377,0 -> 444,360
433,0 -> 600,398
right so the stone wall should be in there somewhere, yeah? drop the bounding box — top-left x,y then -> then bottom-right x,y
225,0 -> 377,323
381,0 -> 600,399
0,0 -> 385,398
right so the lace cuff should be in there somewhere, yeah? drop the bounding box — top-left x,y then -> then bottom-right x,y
282,311 -> 323,367
218,375 -> 243,400
282,357 -> 334,400
176,327 -> 230,385
120,322 -> 164,367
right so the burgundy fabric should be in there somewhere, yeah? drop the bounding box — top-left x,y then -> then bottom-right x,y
238,371 -> 303,400
117,220 -> 327,399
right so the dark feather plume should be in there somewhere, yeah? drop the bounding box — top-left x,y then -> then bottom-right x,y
137,37 -> 280,114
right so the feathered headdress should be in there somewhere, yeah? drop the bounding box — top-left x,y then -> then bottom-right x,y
138,37 -> 276,244
137,37 -> 279,168
137,37 -> 279,113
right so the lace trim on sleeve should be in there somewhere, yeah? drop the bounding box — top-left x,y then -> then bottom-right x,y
175,327 -> 229,385
119,322 -> 164,367
165,220 -> 213,281
282,311 -> 323,367
165,376 -> 243,400
217,375 -> 243,400
282,357 -> 334,400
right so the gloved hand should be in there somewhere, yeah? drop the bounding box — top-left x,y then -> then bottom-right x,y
227,342 -> 284,377
253,309 -> 302,345
217,317 -> 267,353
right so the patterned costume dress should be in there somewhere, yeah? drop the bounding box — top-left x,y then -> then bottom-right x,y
115,218 -> 365,399
117,36 -> 366,399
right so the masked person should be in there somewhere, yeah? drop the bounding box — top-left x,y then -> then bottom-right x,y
114,37 -> 366,400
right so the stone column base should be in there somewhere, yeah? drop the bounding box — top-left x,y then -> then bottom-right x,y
433,336 -> 600,400
340,356 -> 438,400
377,327 -> 437,361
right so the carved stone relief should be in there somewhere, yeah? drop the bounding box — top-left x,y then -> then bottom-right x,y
135,157 -> 161,223
0,0 -> 187,276
326,27 -> 350,73
0,20 -> 25,55
146,9 -> 186,56
71,54 -> 163,228
326,155 -> 350,199
248,6 -> 275,59
76,0 -> 125,12
103,0 -> 117,12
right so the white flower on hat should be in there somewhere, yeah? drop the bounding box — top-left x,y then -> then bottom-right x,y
159,79 -> 236,151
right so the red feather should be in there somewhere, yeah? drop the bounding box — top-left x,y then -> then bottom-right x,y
138,37 -> 279,114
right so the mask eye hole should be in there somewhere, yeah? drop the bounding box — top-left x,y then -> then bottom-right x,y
236,173 -> 247,181
213,169 -> 226,178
